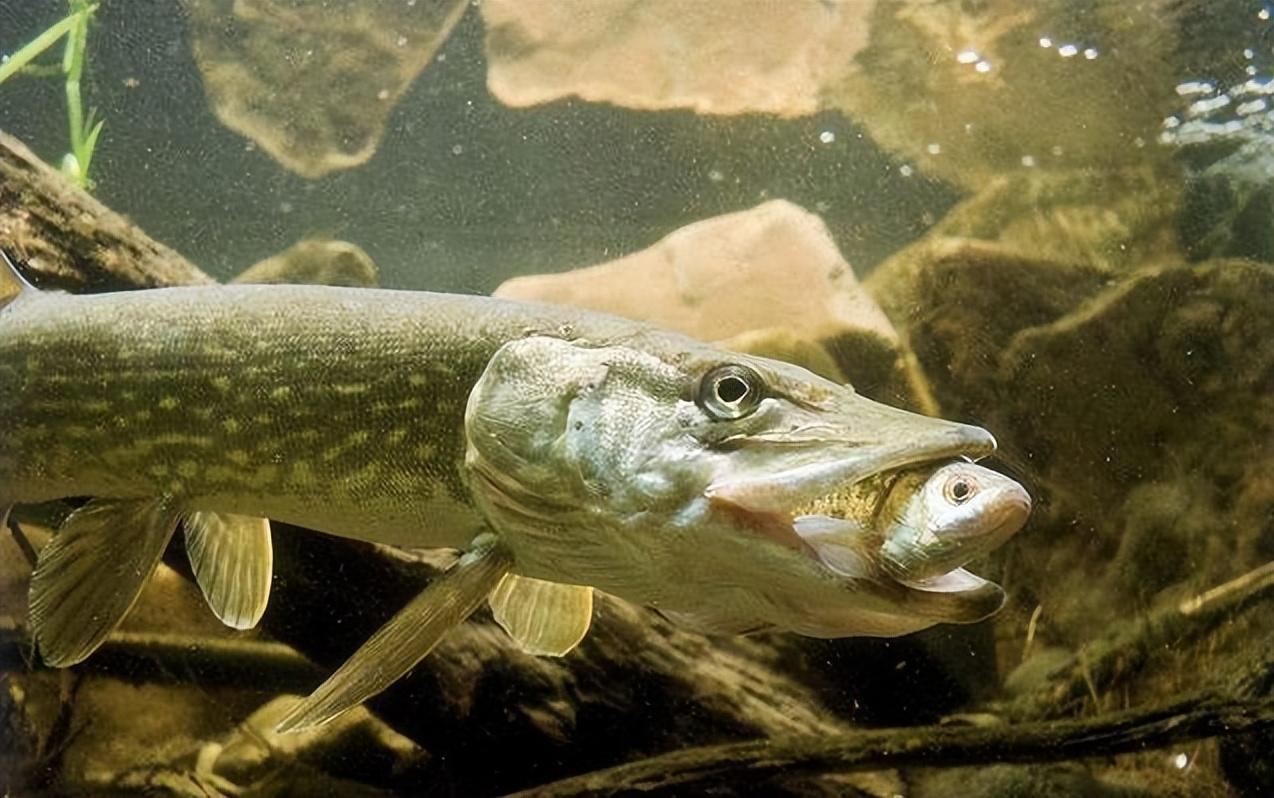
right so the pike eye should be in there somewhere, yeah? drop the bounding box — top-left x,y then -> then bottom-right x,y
944,476 -> 977,504
698,364 -> 763,420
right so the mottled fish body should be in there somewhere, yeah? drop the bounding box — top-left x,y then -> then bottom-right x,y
0,252 -> 1028,731
1,282 -> 649,547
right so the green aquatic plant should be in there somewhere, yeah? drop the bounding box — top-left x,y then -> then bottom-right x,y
0,1 -> 104,189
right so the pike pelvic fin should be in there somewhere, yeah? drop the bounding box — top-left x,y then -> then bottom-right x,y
0,249 -> 36,310
184,511 -> 273,630
276,536 -> 513,733
489,574 -> 592,657
29,497 -> 181,666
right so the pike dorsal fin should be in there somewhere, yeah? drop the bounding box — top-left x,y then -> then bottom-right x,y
0,250 -> 36,309
29,497 -> 182,666
276,537 -> 513,733
184,511 -> 273,630
489,574 -> 592,657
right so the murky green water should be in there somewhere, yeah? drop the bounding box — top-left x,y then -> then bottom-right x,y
1,1 -> 1272,796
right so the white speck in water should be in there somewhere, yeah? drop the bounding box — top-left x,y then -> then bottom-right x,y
1021,154 -> 1037,167
1247,65 -> 1259,76
451,144 -> 464,155
1176,81 -> 1215,96
1188,95 -> 1232,117
436,53 -> 446,62
397,36 -> 408,47
1058,44 -> 1079,58
708,169 -> 724,182
899,164 -> 914,177
815,200 -> 830,212
975,60 -> 991,73
1173,752 -> 1189,769
1162,115 -> 1182,129
1134,137 -> 1146,148
1260,7 -> 1271,20
279,201 -> 294,214
1038,37 -> 1052,48
956,50 -> 980,64
377,88 -> 390,100
926,142 -> 942,155
819,130 -> 836,144
1051,145 -> 1064,156
1083,47 -> 1098,60
1244,48 -> 1256,59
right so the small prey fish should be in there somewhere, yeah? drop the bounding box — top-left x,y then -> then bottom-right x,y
793,460 -> 1030,605
0,250 -> 1026,731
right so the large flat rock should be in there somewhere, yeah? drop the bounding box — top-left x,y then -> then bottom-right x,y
495,200 -> 929,407
482,0 -> 871,116
185,0 -> 468,179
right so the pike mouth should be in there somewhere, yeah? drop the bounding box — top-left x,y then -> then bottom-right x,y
703,422 -> 1011,605
703,421 -> 996,514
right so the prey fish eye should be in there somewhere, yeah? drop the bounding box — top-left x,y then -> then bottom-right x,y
697,364 -> 763,420
944,475 -> 977,504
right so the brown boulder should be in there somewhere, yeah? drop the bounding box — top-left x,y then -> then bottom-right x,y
495,200 -> 928,408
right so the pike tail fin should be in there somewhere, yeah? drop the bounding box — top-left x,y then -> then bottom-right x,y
0,249 -> 36,309
29,497 -> 181,666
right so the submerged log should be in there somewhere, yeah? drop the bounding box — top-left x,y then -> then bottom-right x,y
0,132 -> 210,290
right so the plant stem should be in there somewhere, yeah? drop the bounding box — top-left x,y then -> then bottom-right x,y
0,12 -> 79,86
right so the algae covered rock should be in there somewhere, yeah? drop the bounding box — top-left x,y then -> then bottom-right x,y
482,0 -> 1181,189
867,237 -> 1109,419
234,238 -> 379,287
184,0 -> 469,179
930,169 -> 1183,273
1000,260 -> 1274,522
495,199 -> 930,408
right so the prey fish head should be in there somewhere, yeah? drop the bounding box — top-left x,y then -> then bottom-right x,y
463,335 -> 1002,638
877,461 -> 1031,584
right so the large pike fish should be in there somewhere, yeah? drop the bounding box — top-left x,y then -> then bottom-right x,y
0,251 -> 1027,731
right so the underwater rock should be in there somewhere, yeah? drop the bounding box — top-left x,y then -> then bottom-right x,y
1180,170 -> 1274,265
495,199 -> 928,407
824,0 -> 1181,188
184,0 -> 469,179
866,236 -> 1109,420
999,259 -> 1274,527
481,0 -> 871,116
233,238 -> 379,287
929,169 -> 1184,274
869,238 -> 1274,638
483,0 -> 1180,187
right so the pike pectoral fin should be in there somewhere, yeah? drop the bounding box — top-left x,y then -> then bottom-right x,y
276,537 -> 513,733
489,574 -> 592,656
29,497 -> 181,666
184,512 -> 273,630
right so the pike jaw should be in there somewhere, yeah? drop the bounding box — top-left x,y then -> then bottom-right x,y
464,336 -> 1014,639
